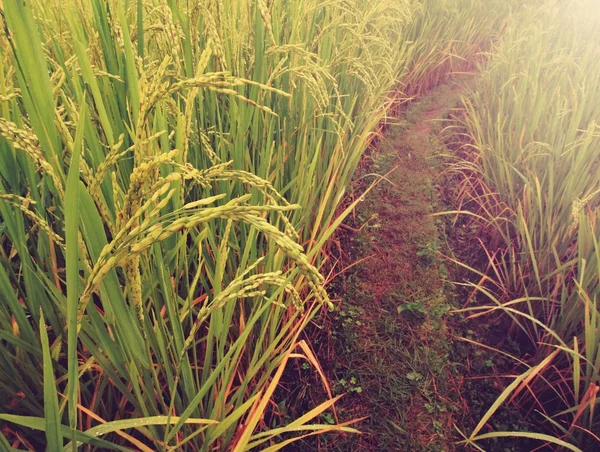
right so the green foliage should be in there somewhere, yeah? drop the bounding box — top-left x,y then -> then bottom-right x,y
0,0 -> 539,449
0,0 -> 413,448
453,0 -> 600,449
401,0 -> 520,96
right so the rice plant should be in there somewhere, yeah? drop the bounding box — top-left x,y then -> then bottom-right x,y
0,0 -> 546,449
0,0 -> 414,448
452,0 -> 600,449
400,0 -> 513,97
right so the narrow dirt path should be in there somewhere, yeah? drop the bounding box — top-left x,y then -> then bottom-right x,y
302,80 -> 475,451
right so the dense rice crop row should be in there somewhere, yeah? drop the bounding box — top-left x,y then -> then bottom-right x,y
0,0 -> 518,449
455,0 -> 600,449
401,0 -> 510,97
0,0 -> 413,448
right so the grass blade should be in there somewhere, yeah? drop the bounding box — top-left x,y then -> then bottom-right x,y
40,310 -> 62,451
65,96 -> 88,436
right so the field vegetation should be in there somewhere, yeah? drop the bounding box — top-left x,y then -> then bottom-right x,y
0,0 -> 412,448
0,0 -> 599,450
453,1 -> 600,450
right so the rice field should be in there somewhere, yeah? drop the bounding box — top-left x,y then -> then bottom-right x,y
0,0 -> 598,450
454,1 -> 600,450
